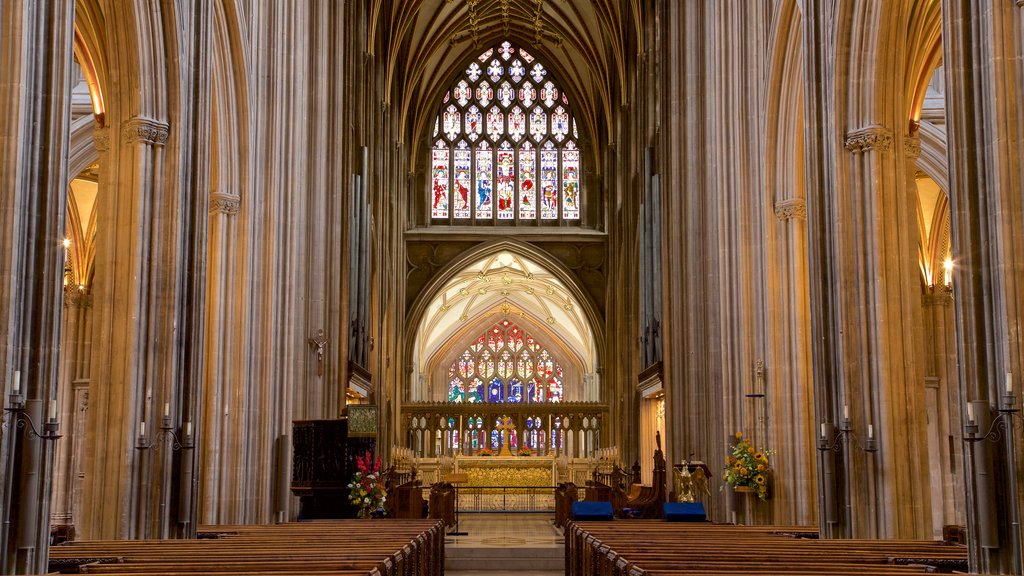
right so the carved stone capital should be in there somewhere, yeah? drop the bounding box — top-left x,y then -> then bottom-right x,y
904,135 -> 921,159
209,193 -> 240,215
844,125 -> 893,153
63,286 -> 92,308
121,117 -> 169,146
774,197 -> 807,221
93,126 -> 110,152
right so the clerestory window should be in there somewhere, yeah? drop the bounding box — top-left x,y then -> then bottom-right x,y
430,41 -> 581,225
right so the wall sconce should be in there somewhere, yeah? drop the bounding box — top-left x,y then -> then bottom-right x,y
4,371 -> 61,441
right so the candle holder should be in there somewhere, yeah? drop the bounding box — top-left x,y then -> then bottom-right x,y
4,398 -> 62,441
963,398 -> 1020,444
136,417 -> 192,451
817,420 -> 877,453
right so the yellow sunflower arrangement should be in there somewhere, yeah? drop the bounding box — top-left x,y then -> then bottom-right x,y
722,431 -> 771,501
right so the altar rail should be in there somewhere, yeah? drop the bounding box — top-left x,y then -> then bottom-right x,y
457,485 -> 563,512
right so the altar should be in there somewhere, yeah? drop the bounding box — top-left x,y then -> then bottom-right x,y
454,455 -> 556,487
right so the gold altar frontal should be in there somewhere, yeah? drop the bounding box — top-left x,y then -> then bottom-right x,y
456,455 -> 555,487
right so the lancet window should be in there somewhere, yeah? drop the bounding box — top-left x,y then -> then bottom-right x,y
430,41 -> 581,224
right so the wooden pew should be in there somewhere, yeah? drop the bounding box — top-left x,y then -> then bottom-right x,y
48,519 -> 444,576
564,521 -> 968,576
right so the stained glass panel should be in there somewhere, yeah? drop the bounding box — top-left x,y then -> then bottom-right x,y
509,59 -> 525,83
529,107 -> 547,141
508,107 -> 526,142
475,143 -> 493,218
453,143 -> 472,219
431,147 -> 449,219
448,377 -> 464,402
541,81 -> 558,107
487,59 -> 503,81
478,350 -> 495,379
497,350 -> 514,379
519,82 -> 536,107
486,107 -> 504,141
540,144 -> 559,219
562,143 -> 580,219
468,378 -> 484,403
530,62 -> 547,83
508,379 -> 523,403
476,81 -> 493,107
444,104 -> 460,140
517,349 -> 534,379
466,105 -> 482,141
496,143 -> 515,219
455,79 -> 471,105
519,142 -> 536,219
488,378 -> 504,402
552,106 -> 569,141
498,81 -> 515,107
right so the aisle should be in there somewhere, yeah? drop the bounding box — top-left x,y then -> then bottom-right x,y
445,513 -> 563,574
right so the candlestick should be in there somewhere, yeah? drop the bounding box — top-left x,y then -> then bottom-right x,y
48,399 -> 56,421
140,421 -> 146,437
867,424 -> 874,439
967,403 -> 975,423
164,402 -> 170,417
185,421 -> 192,437
843,404 -> 849,421
1007,372 -> 1013,395
12,370 -> 20,395
820,422 -> 827,438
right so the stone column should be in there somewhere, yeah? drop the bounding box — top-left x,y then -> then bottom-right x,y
941,1 -> 1024,572
0,1 -> 76,572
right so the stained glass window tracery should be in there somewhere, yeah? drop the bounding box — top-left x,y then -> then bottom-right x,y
429,41 -> 582,224
445,320 -> 564,405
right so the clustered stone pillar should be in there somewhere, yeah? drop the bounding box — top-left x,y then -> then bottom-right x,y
0,1 -> 76,573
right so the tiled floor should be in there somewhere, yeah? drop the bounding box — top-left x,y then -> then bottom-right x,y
445,513 -> 564,574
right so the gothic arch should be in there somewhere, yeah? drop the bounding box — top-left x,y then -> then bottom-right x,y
404,239 -> 605,374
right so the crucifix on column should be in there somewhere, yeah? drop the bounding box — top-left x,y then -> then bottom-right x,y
308,329 -> 329,377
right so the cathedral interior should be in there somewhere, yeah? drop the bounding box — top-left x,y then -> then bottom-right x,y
1,0 -> 1023,574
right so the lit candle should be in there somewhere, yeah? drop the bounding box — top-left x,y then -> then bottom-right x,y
12,371 -> 20,395
867,424 -> 874,439
820,422 -> 827,438
966,404 -> 975,423
164,403 -> 170,417
48,399 -> 56,421
185,421 -> 192,437
140,421 -> 146,436
1007,372 -> 1013,395
843,404 -> 849,421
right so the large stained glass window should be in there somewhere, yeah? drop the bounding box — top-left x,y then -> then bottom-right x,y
430,41 -> 582,224
446,320 -> 564,404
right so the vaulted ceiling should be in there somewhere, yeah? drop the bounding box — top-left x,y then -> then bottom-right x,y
371,0 -> 644,156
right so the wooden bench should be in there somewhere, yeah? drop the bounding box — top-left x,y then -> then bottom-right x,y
565,521 -> 968,576
48,519 -> 444,576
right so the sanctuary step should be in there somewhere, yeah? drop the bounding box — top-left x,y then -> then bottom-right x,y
445,513 -> 563,572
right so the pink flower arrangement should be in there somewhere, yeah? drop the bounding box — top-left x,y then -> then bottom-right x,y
347,450 -> 387,518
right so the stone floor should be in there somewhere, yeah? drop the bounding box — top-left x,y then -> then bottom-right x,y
444,513 -> 563,574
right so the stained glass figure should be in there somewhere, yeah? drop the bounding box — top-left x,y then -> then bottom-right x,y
468,378 -> 484,403
552,106 -> 569,141
519,82 -> 536,107
529,107 -> 547,141
455,79 -> 472,105
466,106 -> 482,141
498,81 -> 515,107
540,143 -> 558,219
497,350 -> 514,379
549,377 -> 563,402
491,429 -> 500,450
529,377 -> 545,402
431,147 -> 449,219
562,143 -> 580,219
476,81 -> 493,107
454,143 -> 472,219
496,143 -> 515,219
487,107 -> 504,141
519,142 -> 536,219
448,377 -> 464,402
478,350 -> 495,379
488,377 -> 504,403
475,143 -> 493,218
508,379 -> 523,403
444,104 -> 460,140
508,107 -> 526,142
458,352 -> 475,378
541,81 -> 558,107
517,349 -> 534,379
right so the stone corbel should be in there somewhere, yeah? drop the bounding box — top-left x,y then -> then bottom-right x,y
209,193 -> 240,215
903,135 -> 921,159
774,197 -> 807,221
93,126 -> 110,152
121,116 -> 170,146
844,125 -> 893,153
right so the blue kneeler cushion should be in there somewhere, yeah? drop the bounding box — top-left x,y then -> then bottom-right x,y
664,502 -> 707,522
572,501 -> 614,521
